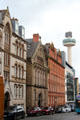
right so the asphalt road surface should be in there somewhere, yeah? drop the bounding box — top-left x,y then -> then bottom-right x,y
21,112 -> 80,120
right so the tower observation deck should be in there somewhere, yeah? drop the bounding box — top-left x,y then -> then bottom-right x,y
63,32 -> 76,65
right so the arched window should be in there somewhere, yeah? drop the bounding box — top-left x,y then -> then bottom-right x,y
35,70 -> 38,85
18,43 -> 20,56
14,64 -> 17,77
44,73 -> 46,87
19,85 -> 21,98
19,65 -> 21,79
17,85 -> 19,98
4,92 -> 10,110
0,30 -> 2,47
35,69 -> 36,85
39,70 -> 41,86
39,70 -> 40,86
20,47 -> 22,57
4,25 -> 10,45
22,66 -> 24,79
22,85 -> 24,98
22,45 -> 24,58
34,89 -> 36,105
17,65 -> 20,78
19,85 -> 23,98
15,41 -> 18,55
14,84 -> 17,98
38,71 -> 39,85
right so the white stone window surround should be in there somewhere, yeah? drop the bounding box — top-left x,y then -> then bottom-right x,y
14,84 -> 24,99
15,40 -> 24,58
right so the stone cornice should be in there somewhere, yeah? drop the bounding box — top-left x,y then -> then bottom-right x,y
26,84 -> 48,89
0,47 -> 27,62
48,55 -> 65,68
12,32 -> 27,43
49,91 -> 65,95
11,53 -> 27,62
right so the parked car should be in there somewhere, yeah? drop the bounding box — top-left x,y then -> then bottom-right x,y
62,105 -> 71,113
27,107 -> 42,116
41,107 -> 54,115
4,105 -> 25,120
55,106 -> 62,113
70,104 -> 75,112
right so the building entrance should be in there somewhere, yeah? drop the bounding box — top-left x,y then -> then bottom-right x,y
4,92 -> 10,110
38,93 -> 42,107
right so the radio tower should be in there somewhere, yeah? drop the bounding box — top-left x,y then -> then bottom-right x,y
63,32 -> 76,65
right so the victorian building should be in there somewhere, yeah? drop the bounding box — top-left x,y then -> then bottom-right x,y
26,34 -> 48,108
44,43 -> 65,107
0,8 -> 27,111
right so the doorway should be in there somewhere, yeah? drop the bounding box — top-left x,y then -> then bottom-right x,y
38,93 -> 42,107
4,91 -> 10,110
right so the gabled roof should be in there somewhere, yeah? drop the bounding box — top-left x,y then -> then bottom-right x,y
0,10 -> 8,24
26,39 -> 33,43
0,8 -> 10,24
26,39 -> 40,58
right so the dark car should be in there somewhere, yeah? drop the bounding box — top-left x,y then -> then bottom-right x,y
55,106 -> 62,113
41,107 -> 54,115
27,107 -> 42,116
4,105 -> 25,120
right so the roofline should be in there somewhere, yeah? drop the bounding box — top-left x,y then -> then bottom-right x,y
66,61 -> 75,71
12,32 -> 27,43
48,56 -> 65,68
0,23 -> 4,28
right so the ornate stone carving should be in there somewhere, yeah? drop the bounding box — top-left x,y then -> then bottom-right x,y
50,43 -> 54,51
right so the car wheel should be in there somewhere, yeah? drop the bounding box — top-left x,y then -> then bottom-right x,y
13,114 -> 17,120
21,113 -> 25,119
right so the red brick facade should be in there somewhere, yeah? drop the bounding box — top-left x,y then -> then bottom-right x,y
46,43 -> 65,107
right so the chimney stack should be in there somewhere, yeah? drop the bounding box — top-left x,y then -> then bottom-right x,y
33,34 -> 41,42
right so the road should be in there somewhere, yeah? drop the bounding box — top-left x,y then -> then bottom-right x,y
21,112 -> 80,120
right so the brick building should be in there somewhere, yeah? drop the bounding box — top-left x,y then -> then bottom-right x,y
45,43 -> 65,107
26,34 -> 48,108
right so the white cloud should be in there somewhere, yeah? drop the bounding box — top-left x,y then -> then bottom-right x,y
0,0 -> 80,81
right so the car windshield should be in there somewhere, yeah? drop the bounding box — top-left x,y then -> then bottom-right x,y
42,107 -> 48,110
8,106 -> 16,112
8,106 -> 23,111
33,107 -> 41,111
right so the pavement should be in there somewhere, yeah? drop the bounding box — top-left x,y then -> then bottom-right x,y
21,112 -> 80,120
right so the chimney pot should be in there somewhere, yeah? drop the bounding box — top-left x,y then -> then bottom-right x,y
33,34 -> 41,42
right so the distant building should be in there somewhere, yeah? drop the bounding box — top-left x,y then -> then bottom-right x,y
44,43 -> 65,107
19,26 -> 25,39
62,32 -> 76,105
63,32 -> 76,66
26,34 -> 48,108
11,18 -> 25,39
65,62 -> 75,104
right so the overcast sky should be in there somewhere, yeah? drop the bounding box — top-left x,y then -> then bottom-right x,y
0,0 -> 80,82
